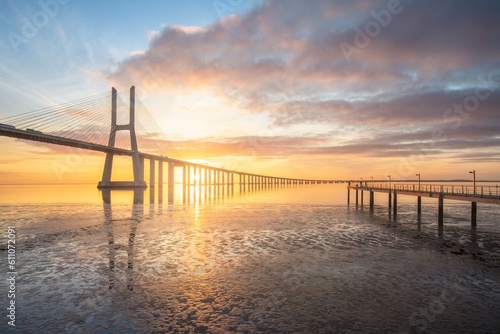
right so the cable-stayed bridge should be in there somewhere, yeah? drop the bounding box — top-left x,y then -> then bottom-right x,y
1,86 -> 499,230
0,86 -> 338,202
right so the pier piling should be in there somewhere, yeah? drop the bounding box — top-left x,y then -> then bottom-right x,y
471,202 -> 477,226
393,191 -> 397,218
438,194 -> 444,227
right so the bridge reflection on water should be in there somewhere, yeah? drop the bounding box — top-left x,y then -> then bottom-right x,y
2,183 -> 500,333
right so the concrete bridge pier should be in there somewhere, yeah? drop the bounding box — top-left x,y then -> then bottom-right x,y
98,86 -> 147,189
185,165 -> 189,203
239,174 -> 245,193
158,161 -> 163,204
198,167 -> 202,194
215,170 -> 219,196
215,171 -> 220,197
204,168 -> 208,199
140,157 -> 145,183
217,170 -> 223,197
221,171 -> 225,196
168,162 -> 174,203
182,165 -> 186,204
149,159 -> 155,204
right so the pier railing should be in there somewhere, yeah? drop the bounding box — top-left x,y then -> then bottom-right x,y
354,183 -> 500,199
348,182 -> 499,228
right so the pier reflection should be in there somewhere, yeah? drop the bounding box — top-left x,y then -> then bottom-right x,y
101,188 -> 144,291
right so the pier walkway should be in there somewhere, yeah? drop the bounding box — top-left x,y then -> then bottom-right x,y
348,182 -> 500,227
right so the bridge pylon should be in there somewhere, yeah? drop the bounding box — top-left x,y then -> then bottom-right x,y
98,86 -> 147,188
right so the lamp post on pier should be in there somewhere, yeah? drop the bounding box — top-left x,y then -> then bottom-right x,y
469,170 -> 477,226
387,175 -> 392,209
469,170 -> 476,195
415,173 -> 422,215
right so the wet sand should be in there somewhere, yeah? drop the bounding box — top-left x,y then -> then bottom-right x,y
1,185 -> 499,333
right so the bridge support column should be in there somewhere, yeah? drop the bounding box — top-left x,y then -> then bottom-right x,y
98,86 -> 147,189
158,161 -> 163,186
221,172 -> 225,196
187,166 -> 192,202
193,166 -> 197,186
213,170 -> 217,196
149,159 -> 155,204
360,190 -> 364,207
215,171 -> 219,196
140,157 -> 145,183
204,168 -> 208,199
417,196 -> 421,215
182,165 -> 186,203
158,161 -> 163,204
168,162 -> 174,203
355,187 -> 359,207
388,191 -> 392,209
149,159 -> 155,186
471,202 -> 477,226
210,170 -> 214,197
369,191 -> 374,209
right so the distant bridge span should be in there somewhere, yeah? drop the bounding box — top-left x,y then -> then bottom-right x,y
0,126 -> 341,183
0,86 -> 343,205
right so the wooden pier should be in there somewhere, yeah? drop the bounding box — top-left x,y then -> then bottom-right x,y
347,182 -> 500,228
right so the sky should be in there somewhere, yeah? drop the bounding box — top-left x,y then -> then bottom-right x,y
0,0 -> 499,184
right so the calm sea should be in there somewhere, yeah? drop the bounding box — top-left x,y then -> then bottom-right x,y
1,183 -> 499,333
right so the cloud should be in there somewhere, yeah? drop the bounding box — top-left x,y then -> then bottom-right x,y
106,0 -> 500,162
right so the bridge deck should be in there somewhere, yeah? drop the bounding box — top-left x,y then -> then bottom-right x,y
0,127 -> 133,155
0,127 -> 343,183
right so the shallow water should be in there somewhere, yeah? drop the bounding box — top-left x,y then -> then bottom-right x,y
1,184 -> 499,333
